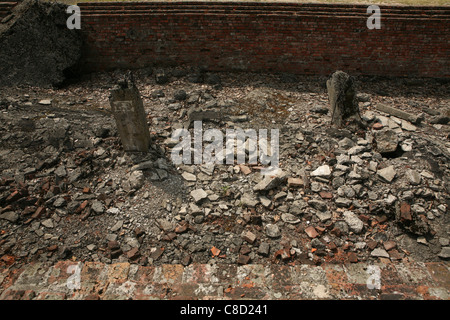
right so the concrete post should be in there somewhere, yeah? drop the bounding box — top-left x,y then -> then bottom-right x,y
109,74 -> 151,152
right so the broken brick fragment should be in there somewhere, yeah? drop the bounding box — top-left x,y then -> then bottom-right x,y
134,227 -> 145,238
127,248 -> 140,260
400,202 -> 412,221
305,226 -> 319,238
240,245 -> 251,255
32,206 -> 46,219
237,254 -> 250,265
319,191 -> 333,199
348,252 -> 358,263
211,246 -> 221,257
174,223 -> 187,234
6,191 -> 20,203
241,230 -> 257,244
47,245 -> 58,252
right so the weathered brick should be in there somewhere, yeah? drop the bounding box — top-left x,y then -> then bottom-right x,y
77,3 -> 449,78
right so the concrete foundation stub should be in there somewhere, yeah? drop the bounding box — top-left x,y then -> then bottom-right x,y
109,74 -> 151,152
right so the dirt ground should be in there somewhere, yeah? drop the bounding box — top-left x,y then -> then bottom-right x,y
0,68 -> 449,271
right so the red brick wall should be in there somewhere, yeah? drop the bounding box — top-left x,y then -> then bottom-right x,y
78,2 -> 450,78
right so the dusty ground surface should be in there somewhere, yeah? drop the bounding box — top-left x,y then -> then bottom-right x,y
0,68 -> 449,274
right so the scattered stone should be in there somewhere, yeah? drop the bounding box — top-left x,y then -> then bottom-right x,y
417,236 -> 428,245
54,165 -> 67,177
181,172 -> 196,182
181,255 -> 192,266
281,213 -> 301,224
53,197 -> 66,207
308,199 -> 327,212
107,207 -> 120,215
401,120 -> 416,131
343,211 -> 364,234
131,161 -> 154,171
430,115 -> 449,125
155,71 -> 169,84
258,242 -> 270,256
273,191 -> 287,201
173,89 -> 187,101
265,224 -> 281,238
0,61 -> 447,273
375,130 -> 398,154
348,145 -> 366,155
377,166 -> 396,183
0,211 -> 19,223
371,248 -> 390,258
287,177 -> 304,188
310,105 -> 328,114
420,171 -> 434,179
91,200 -> 104,214
437,247 -> 450,259
151,89 -> 165,98
41,219 -> 54,228
332,221 -> 349,235
338,137 -> 355,149
193,215 -> 204,224
150,247 -> 164,260
372,122 -> 383,130
311,165 -> 331,179
128,170 -> 145,190
38,99 -> 52,105
376,104 -> 420,124
156,218 -> 175,232
253,169 -> 287,191
259,196 -> 272,208
240,193 -> 259,207
106,234 -> 118,242
111,220 -> 123,232
190,189 -> 208,203
406,169 -> 421,185
315,211 -> 332,222
335,197 -> 352,208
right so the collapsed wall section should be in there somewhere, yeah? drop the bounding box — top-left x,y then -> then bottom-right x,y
79,2 -> 450,78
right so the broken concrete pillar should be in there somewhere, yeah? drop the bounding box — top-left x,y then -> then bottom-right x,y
376,104 -> 422,124
109,74 -> 151,152
326,71 -> 364,129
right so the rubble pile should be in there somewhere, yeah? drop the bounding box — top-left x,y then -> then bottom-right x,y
0,69 -> 449,269
0,0 -> 82,87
